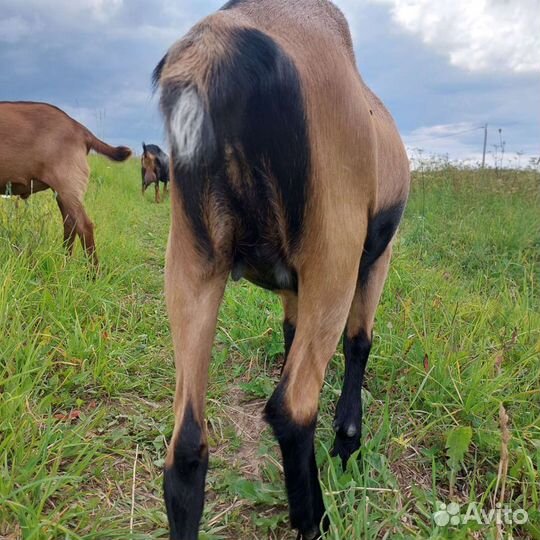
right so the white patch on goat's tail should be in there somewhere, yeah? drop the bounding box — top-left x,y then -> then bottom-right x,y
169,87 -> 209,166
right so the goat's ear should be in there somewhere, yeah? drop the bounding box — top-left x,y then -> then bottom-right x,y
142,142 -> 147,154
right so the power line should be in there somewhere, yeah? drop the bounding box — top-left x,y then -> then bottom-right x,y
407,125 -> 484,144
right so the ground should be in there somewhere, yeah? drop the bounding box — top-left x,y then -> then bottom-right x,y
0,157 -> 539,539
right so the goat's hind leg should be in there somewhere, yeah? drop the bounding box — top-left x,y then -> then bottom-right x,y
74,204 -> 97,268
163,238 -> 227,540
56,195 -> 77,255
332,245 -> 393,467
265,262 -> 359,539
280,291 -> 298,368
55,193 -> 97,268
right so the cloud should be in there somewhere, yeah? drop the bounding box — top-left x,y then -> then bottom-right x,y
370,0 -> 540,73
408,122 -> 483,139
1,0 -> 538,163
12,0 -> 124,21
405,122 -> 484,162
0,16 -> 37,44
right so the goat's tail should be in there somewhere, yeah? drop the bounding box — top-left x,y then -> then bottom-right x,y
86,131 -> 132,162
161,85 -> 216,172
155,24 -> 266,173
156,21 -> 307,176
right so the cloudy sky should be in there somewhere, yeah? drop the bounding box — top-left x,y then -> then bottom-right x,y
1,0 -> 539,166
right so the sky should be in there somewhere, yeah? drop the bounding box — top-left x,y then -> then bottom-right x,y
1,0 -> 539,167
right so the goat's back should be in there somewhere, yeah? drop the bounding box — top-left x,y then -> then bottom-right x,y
0,102 -> 87,186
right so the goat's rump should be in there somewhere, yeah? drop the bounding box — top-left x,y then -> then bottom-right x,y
157,23 -> 310,286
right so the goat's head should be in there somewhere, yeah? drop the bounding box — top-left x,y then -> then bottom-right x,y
141,143 -> 158,186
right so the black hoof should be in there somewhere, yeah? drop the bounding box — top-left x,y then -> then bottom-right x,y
297,527 -> 321,540
331,429 -> 361,469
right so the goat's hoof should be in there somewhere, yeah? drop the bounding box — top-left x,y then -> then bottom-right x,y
297,527 -> 321,540
331,431 -> 361,469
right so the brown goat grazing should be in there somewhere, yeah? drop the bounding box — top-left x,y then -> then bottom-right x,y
153,1 -> 410,538
0,102 -> 132,266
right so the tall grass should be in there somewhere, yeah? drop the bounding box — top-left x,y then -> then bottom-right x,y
1,158 -> 538,539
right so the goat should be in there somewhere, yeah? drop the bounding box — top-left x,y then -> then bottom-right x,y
141,142 -> 170,203
0,101 -> 131,266
153,1 -> 410,538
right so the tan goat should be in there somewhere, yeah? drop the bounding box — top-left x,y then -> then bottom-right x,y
153,0 -> 411,538
0,101 -> 132,266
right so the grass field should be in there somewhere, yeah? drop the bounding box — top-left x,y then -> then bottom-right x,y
1,156 -> 539,540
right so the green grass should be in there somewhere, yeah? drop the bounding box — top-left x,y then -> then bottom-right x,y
1,158 -> 539,539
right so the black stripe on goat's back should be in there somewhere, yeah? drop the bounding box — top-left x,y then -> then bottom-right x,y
152,53 -> 168,90
161,26 -> 310,259
208,27 -> 310,250
220,0 -> 246,9
358,202 -> 405,285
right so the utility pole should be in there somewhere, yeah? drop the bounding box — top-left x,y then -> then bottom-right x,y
481,124 -> 488,168
499,128 -> 505,169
